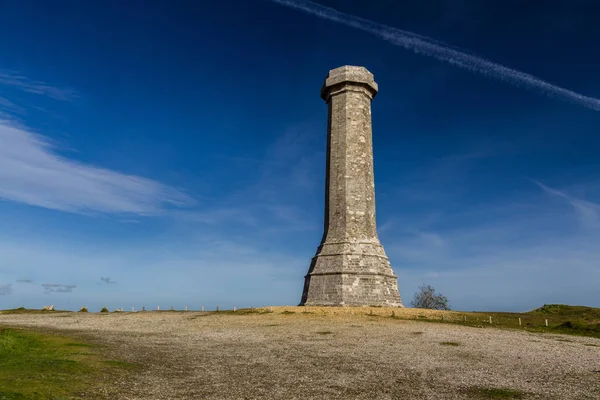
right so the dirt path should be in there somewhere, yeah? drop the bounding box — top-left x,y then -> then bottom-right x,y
1,310 -> 599,399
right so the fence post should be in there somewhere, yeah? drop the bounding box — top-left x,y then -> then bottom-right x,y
545,319 -> 548,327
233,307 -> 236,312
489,316 -> 492,324
157,305 -> 160,311
519,317 -> 522,326
201,306 -> 204,312
132,306 -> 135,312
464,315 -> 467,322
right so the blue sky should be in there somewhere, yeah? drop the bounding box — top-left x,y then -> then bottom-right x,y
0,0 -> 599,312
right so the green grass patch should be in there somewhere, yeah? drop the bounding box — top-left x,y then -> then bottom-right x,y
406,304 -> 600,339
0,327 -> 135,399
531,304 -> 600,318
0,308 -> 70,315
465,387 -> 525,399
316,331 -> 333,335
440,341 -> 460,346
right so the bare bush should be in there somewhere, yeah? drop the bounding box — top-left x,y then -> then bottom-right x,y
411,284 -> 450,310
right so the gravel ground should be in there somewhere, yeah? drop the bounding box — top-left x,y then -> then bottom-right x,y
1,308 -> 599,399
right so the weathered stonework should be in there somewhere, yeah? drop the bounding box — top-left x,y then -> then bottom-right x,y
301,66 -> 403,307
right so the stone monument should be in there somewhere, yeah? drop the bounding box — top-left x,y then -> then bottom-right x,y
301,66 -> 403,307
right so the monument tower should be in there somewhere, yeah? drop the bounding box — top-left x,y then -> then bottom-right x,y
301,66 -> 403,307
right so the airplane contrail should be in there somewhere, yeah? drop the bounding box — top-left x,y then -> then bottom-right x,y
268,0 -> 600,112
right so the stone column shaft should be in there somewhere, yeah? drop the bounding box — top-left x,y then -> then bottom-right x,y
325,86 -> 377,242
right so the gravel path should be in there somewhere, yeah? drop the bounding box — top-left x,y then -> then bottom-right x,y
1,309 -> 599,399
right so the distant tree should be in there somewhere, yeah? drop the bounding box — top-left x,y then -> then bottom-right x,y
411,284 -> 450,310
100,307 -> 109,313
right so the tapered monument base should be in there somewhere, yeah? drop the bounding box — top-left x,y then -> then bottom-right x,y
301,241 -> 403,307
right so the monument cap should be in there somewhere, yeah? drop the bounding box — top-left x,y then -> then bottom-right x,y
321,65 -> 379,101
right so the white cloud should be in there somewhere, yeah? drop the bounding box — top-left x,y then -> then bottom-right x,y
533,180 -> 600,229
269,0 -> 600,111
0,235 -> 306,310
388,200 -> 600,311
0,70 -> 77,102
0,120 -> 194,215
0,284 -> 12,295
176,123 -> 322,232
41,283 -> 77,293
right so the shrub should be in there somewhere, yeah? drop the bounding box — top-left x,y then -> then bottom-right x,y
411,284 -> 450,310
78,306 -> 88,313
100,307 -> 109,313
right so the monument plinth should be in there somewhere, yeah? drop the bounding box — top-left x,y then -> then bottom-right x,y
301,66 -> 403,307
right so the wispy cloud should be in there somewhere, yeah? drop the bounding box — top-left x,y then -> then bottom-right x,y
533,180 -> 600,228
180,123 -> 322,233
16,278 -> 34,283
41,283 -> 77,293
269,0 -> 600,111
0,70 -> 77,102
0,284 -> 13,295
386,208 -> 600,310
0,120 -> 194,215
377,154 -> 600,310
100,277 -> 116,284
0,96 -> 25,114
0,235 -> 306,310
177,207 -> 260,226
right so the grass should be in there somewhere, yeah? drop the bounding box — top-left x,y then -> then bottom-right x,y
0,308 -> 70,315
465,387 -> 525,399
316,331 -> 333,335
440,341 -> 461,346
0,327 -> 135,399
397,304 -> 600,339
